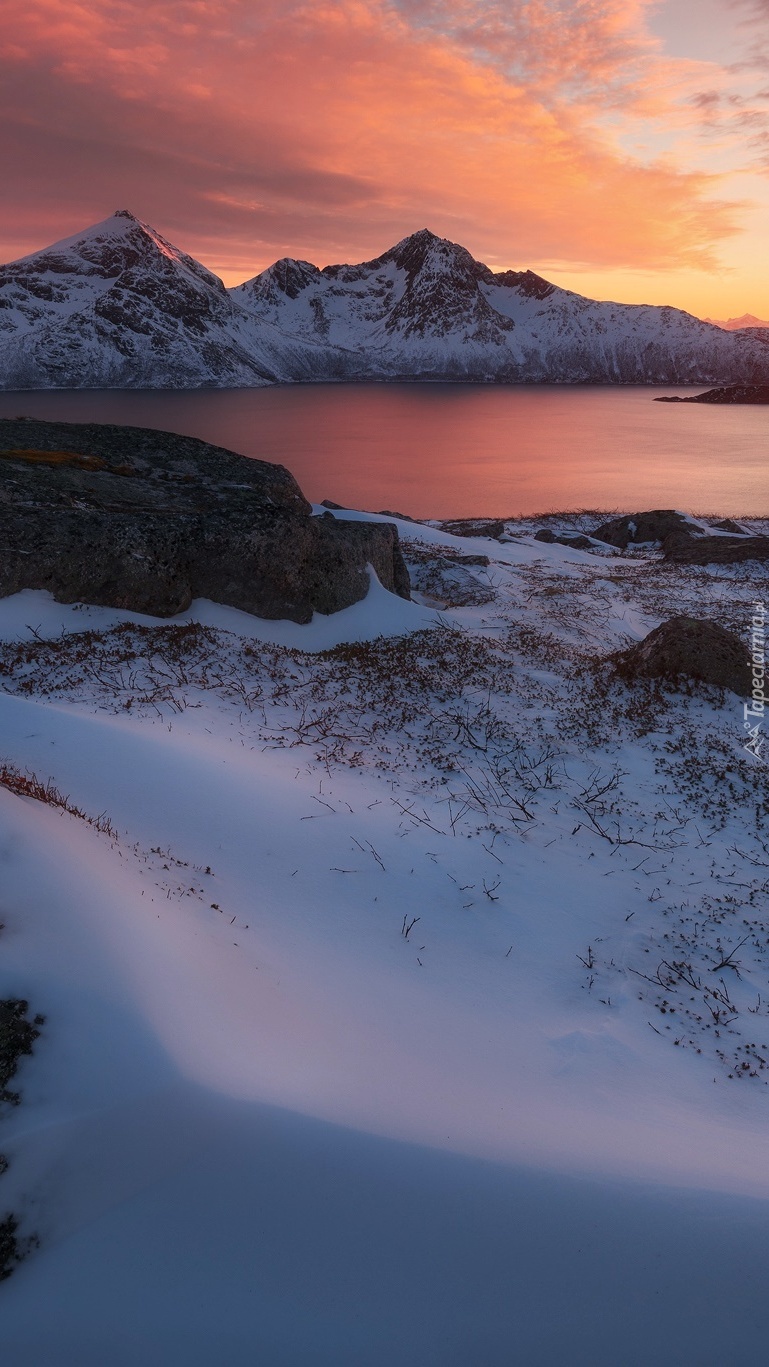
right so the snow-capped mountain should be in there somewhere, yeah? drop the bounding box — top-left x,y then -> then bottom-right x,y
2,213 -> 769,388
0,212 -> 356,389
234,228 -> 769,384
704,313 -> 769,331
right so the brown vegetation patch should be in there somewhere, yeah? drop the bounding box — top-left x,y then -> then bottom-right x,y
0,449 -> 136,475
0,448 -> 108,470
0,760 -> 117,837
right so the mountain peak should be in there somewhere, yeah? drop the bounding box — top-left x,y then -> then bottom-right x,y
383,228 -> 489,285
7,211 -> 227,297
705,313 -> 769,331
5,213 -> 769,389
389,228 -> 464,259
398,228 -> 441,245
242,256 -> 321,303
493,268 -> 555,301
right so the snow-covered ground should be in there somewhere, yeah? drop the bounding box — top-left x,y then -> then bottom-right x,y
1,514 -> 769,1364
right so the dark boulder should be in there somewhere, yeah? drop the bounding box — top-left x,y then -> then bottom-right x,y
591,510 -> 700,550
710,518 -> 748,535
323,501 -> 423,524
375,509 -> 424,524
0,420 -> 410,622
560,535 -> 593,550
446,553 -> 490,567
614,617 -> 751,696
664,535 -> 769,566
534,529 -> 593,549
440,518 -> 506,540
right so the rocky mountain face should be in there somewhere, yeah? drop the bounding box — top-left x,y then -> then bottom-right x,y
3,213 -> 769,387
0,420 -> 410,621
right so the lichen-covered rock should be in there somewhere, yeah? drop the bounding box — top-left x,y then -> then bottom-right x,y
614,617 -> 751,696
0,420 -> 410,622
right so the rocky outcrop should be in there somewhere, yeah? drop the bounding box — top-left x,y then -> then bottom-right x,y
655,386 -> 769,404
403,547 -> 494,608
711,518 -> 748,534
591,510 -> 701,550
664,535 -> 769,566
534,529 -> 594,549
439,518 -> 506,540
591,509 -> 765,561
0,420 -> 410,622
614,617 -> 751,696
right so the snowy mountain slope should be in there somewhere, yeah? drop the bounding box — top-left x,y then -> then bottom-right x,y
1,520 -> 769,1361
3,214 -> 769,388
0,212 -> 368,390
235,227 -> 769,383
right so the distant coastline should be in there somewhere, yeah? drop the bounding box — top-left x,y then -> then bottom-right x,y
655,384 -> 769,404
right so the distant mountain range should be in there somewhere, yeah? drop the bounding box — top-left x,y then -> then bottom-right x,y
2,210 -> 768,389
703,314 -> 769,332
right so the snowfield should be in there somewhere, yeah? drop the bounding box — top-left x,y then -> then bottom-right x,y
1,514 -> 769,1364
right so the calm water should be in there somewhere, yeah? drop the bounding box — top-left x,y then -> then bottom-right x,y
0,384 -> 766,518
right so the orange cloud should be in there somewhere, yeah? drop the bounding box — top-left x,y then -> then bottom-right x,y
0,0 -> 750,286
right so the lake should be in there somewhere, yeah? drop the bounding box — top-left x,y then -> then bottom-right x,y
0,383 -> 766,518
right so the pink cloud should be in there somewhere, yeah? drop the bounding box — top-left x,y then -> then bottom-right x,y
0,0 -> 750,281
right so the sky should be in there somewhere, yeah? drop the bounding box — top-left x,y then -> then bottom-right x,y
1,0 -> 768,318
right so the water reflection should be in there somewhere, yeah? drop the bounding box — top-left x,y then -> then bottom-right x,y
0,383 -> 766,517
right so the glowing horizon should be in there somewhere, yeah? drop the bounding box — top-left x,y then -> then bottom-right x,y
2,0 -> 768,319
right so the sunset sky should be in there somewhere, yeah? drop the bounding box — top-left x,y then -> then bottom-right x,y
2,0 -> 768,317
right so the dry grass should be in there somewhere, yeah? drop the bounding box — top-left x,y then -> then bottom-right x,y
0,546 -> 767,1084
0,761 -> 117,838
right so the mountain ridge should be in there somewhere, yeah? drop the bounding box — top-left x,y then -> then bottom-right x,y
704,313 -> 769,331
2,211 -> 768,389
